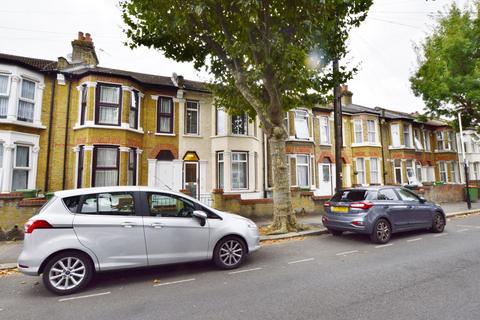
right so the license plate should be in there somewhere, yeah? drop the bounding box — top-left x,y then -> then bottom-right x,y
331,206 -> 349,213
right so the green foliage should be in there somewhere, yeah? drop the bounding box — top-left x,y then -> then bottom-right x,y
410,2 -> 480,129
121,0 -> 372,133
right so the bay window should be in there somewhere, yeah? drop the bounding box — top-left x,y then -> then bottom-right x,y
18,79 -> 35,122
129,90 -> 139,129
79,84 -> 87,125
436,132 -> 444,151
127,148 -> 137,185
96,84 -> 121,126
232,152 -> 248,189
320,116 -> 330,144
93,146 -> 119,187
0,74 -> 9,118
216,108 -> 226,135
216,151 -> 224,189
185,101 -> 199,135
296,155 -> 310,187
370,158 -> 379,184
354,119 -> 363,143
367,120 -> 376,143
12,145 -> 30,190
294,110 -> 309,139
232,114 -> 248,135
157,97 -> 174,133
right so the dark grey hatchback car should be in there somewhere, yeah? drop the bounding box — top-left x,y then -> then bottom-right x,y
322,186 -> 446,244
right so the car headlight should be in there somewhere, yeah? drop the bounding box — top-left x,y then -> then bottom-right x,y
245,220 -> 257,229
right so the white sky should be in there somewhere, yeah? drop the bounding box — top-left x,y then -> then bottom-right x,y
0,0 -> 471,113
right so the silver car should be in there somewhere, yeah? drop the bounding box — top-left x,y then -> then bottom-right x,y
18,186 -> 260,295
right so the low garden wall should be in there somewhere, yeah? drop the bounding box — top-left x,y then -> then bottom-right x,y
416,184 -> 466,203
0,193 -> 47,241
211,188 -> 328,219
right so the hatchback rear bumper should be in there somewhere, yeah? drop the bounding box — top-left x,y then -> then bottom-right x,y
322,215 -> 370,234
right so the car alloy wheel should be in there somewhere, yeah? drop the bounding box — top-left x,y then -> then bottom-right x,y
214,237 -> 246,269
43,251 -> 93,295
371,219 -> 391,244
432,213 -> 445,233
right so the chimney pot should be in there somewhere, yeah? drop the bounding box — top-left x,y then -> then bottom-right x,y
78,31 -> 84,40
85,33 -> 92,42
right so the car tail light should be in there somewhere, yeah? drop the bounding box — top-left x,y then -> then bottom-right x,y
352,221 -> 364,226
349,201 -> 374,210
324,201 -> 331,208
24,220 -> 53,234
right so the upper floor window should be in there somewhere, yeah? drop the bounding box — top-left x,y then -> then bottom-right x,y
391,123 -> 400,147
93,146 -> 119,187
157,97 -> 174,134
216,108 -> 226,135
232,113 -> 248,135
319,116 -> 330,144
294,110 -> 310,139
354,119 -> 363,143
185,101 -> 199,135
423,130 -> 431,151
18,79 -> 36,122
436,131 -> 444,151
79,84 -> 87,125
403,124 -> 411,148
367,120 -> 376,143
96,84 -> 121,126
129,90 -> 139,129
448,132 -> 456,151
414,129 -> 423,150
0,74 -> 9,118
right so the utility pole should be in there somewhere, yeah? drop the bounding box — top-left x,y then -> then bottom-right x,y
458,112 -> 471,209
333,57 -> 343,191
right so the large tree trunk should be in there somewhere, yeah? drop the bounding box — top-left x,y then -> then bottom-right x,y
267,126 -> 303,234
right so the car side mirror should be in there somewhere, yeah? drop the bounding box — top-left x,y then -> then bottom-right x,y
192,210 -> 207,226
419,196 -> 426,203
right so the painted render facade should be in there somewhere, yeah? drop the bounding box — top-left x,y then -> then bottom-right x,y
0,33 -> 466,201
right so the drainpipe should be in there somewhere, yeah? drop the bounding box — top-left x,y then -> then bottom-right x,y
379,109 -> 387,185
62,77 -> 72,190
44,77 -> 56,192
262,131 -> 268,198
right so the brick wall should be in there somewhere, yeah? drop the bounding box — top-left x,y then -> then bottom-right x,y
0,195 -> 46,240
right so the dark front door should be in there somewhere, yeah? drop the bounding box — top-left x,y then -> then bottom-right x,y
184,162 -> 198,199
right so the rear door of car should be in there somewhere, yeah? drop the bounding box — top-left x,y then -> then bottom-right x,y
140,192 -> 210,266
73,191 -> 148,270
377,188 -> 411,231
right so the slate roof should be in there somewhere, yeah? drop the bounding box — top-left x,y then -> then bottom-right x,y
0,53 -> 57,71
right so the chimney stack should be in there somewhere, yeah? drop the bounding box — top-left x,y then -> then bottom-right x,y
341,84 -> 353,105
71,31 -> 99,66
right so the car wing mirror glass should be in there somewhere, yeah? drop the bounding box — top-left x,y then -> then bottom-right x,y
418,196 -> 426,203
193,210 -> 207,226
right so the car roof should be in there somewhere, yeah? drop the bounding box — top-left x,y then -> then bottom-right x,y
53,186 -> 184,198
338,185 -> 402,192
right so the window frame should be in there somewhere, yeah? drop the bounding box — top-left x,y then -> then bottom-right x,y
146,192 -> 198,218
92,145 -> 120,187
231,151 -> 248,189
354,119 -> 363,143
370,158 -> 379,184
438,161 -> 447,183
95,83 -> 122,126
367,119 -> 376,143
414,129 -> 423,150
216,151 -> 224,189
423,130 -> 431,151
403,123 -> 411,148
319,116 -> 330,144
436,131 -> 444,151
12,144 -> 31,190
79,84 -> 87,125
356,157 -> 365,185
78,192 -> 136,216
76,145 -> 84,188
391,123 -> 400,147
394,159 -> 402,185
156,96 -> 174,134
128,147 -> 137,186
17,78 -> 36,122
185,100 -> 199,135
296,154 -> 310,188
231,113 -> 248,135
294,110 -> 310,140
129,89 -> 139,129
0,73 -> 10,119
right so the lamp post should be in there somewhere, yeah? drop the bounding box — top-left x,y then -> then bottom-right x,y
458,112 -> 471,209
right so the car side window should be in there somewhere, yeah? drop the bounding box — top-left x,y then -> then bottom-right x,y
377,189 -> 399,201
62,196 -> 81,213
397,189 -> 419,202
148,193 -> 196,218
79,193 -> 135,215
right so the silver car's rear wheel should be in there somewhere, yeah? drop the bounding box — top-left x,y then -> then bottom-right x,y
43,251 -> 93,295
370,219 -> 391,244
213,237 -> 246,269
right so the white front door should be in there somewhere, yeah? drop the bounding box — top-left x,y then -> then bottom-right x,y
318,163 -> 335,196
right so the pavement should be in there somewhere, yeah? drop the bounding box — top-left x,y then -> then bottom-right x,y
1,214 -> 480,320
0,201 -> 479,269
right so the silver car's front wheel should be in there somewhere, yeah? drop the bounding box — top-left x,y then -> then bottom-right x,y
43,252 -> 93,295
213,237 -> 246,269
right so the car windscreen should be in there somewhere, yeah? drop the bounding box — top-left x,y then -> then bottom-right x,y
331,190 -> 376,202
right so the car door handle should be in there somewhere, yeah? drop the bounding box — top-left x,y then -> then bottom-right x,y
150,222 -> 164,229
121,222 -> 135,228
